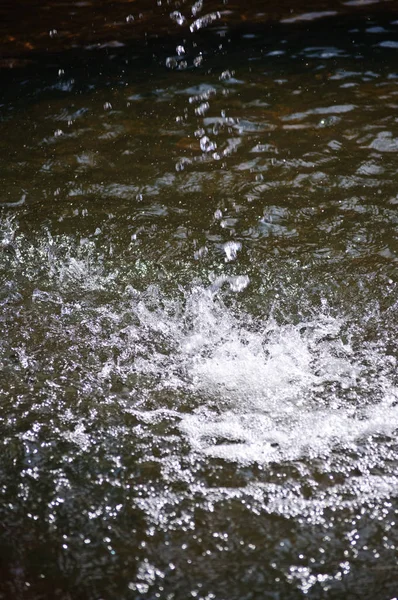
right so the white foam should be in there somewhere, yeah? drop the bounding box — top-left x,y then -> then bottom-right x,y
127,285 -> 397,466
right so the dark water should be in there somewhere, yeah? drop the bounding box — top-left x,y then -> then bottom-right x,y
0,1 -> 398,599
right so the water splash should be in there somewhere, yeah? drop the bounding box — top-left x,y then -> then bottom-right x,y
107,280 -> 394,469
2,220 -> 396,478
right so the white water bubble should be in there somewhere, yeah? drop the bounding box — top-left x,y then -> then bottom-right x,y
191,0 -> 203,16
193,54 -> 203,67
223,240 -> 242,262
195,102 -> 210,116
200,136 -> 216,152
170,11 -> 186,26
190,12 -> 220,32
229,275 -> 250,292
165,57 -> 178,69
220,69 -> 234,81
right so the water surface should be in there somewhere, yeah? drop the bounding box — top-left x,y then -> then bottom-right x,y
0,1 -> 397,598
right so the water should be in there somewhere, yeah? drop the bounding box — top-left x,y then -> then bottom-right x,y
0,1 -> 398,598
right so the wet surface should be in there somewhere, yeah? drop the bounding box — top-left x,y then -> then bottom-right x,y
0,1 -> 398,599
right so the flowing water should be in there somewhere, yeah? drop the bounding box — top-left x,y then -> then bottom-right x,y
0,1 -> 398,598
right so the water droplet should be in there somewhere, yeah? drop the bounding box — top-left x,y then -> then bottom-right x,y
220,69 -> 233,81
193,54 -> 203,67
229,275 -> 250,292
200,136 -> 216,152
166,57 -> 177,69
195,102 -> 209,116
170,11 -> 186,26
191,0 -> 203,16
190,12 -> 220,32
223,240 -> 242,262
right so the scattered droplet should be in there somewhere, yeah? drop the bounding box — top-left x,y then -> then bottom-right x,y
191,0 -> 203,16
229,275 -> 250,292
195,102 -> 210,116
190,12 -> 220,32
223,240 -> 242,262
220,69 -> 234,81
170,11 -> 186,26
166,57 -> 177,69
200,136 -> 216,152
193,54 -> 203,67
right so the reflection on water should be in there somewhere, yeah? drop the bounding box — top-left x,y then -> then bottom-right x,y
0,1 -> 398,599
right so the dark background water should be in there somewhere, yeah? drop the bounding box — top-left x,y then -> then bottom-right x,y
0,1 -> 398,599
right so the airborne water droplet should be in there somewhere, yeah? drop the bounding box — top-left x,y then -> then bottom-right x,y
191,0 -> 203,16
193,54 -> 203,67
166,57 -> 178,69
170,11 -> 186,26
223,240 -> 242,262
200,136 -> 216,152
190,12 -> 220,32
